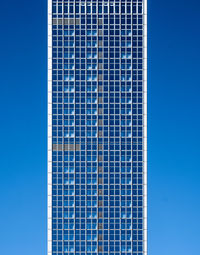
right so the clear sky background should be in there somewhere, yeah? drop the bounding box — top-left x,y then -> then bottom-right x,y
0,0 -> 199,254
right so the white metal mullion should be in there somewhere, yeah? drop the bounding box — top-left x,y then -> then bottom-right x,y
143,0 -> 148,254
108,2 -> 110,255
130,4 -> 133,252
48,1 -> 53,255
119,2 -> 122,255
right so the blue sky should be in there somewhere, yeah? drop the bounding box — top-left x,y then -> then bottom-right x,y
0,0 -> 199,254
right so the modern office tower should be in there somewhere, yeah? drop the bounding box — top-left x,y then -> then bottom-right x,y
48,1 -> 147,255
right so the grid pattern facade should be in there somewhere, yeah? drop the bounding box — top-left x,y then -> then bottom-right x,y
48,1 -> 147,255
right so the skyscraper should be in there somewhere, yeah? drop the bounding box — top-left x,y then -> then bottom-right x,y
48,1 -> 147,255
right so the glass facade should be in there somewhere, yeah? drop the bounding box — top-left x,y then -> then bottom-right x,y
48,1 -> 147,255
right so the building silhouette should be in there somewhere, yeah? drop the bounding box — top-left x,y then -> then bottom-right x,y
48,1 -> 147,254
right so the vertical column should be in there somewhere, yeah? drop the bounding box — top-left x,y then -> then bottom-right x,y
143,0 -> 148,254
48,1 -> 53,255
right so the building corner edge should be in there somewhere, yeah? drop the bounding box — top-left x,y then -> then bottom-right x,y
143,0 -> 148,254
48,0 -> 52,255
